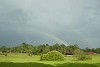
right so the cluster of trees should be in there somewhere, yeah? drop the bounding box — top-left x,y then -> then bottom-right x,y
82,47 -> 100,54
0,43 -> 100,55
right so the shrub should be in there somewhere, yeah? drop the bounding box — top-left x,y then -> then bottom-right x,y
40,51 -> 66,61
74,49 -> 92,60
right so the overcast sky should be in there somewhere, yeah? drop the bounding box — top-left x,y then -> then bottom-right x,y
0,0 -> 100,48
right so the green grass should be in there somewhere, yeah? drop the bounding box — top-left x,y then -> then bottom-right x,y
0,54 -> 100,67
0,54 -> 40,62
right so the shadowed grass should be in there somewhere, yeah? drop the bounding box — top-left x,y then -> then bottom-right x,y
0,62 -> 53,67
56,63 -> 99,67
0,62 -> 100,67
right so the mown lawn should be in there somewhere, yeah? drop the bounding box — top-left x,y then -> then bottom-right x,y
0,54 -> 100,67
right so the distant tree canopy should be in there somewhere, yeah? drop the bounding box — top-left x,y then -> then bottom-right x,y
0,43 -> 100,55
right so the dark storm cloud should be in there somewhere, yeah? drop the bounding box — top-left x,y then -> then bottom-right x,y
0,0 -> 100,48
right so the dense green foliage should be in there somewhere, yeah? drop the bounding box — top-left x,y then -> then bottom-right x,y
0,43 -> 100,55
0,43 -> 80,55
74,49 -> 92,60
40,51 -> 65,61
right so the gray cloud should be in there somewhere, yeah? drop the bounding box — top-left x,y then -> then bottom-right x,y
0,0 -> 100,48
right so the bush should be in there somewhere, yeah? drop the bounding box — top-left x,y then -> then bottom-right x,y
74,49 -> 92,60
40,51 -> 66,61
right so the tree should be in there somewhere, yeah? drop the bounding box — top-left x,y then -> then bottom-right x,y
74,49 -> 92,60
96,48 -> 100,54
26,45 -> 33,56
43,44 -> 50,54
1,46 -> 7,53
33,46 -> 39,55
17,43 -> 33,55
66,45 -> 80,55
52,43 -> 61,52
84,47 -> 92,52
60,44 -> 66,55
0,46 -> 2,53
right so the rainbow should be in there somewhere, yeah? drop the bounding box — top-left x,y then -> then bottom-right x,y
28,29 -> 69,46
40,31 -> 69,46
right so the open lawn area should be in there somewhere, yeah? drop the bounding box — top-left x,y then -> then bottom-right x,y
0,54 -> 100,67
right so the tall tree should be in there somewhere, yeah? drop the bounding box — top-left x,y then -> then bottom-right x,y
60,44 -> 66,54
66,45 -> 80,55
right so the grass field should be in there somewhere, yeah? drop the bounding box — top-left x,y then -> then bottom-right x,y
0,54 -> 100,67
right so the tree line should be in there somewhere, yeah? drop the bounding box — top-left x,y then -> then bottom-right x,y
0,43 -> 100,55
